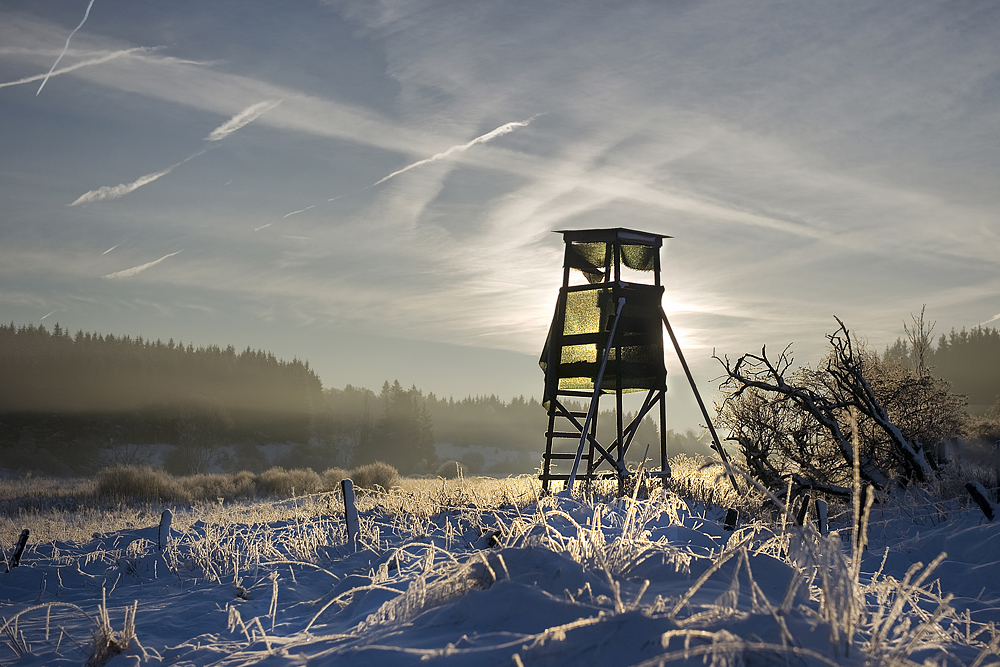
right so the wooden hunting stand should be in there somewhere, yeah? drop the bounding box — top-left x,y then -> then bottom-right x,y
539,228 -> 736,495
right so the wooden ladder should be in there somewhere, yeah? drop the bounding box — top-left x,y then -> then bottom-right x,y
540,389 -> 602,492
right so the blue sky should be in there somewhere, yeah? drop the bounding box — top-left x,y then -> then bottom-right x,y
2,0 -> 999,430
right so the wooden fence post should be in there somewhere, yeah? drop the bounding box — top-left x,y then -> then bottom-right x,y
8,529 -> 29,570
966,481 -> 996,522
158,509 -> 172,551
795,494 -> 812,526
342,478 -> 360,552
994,439 -> 1000,502
723,508 -> 738,531
815,499 -> 828,536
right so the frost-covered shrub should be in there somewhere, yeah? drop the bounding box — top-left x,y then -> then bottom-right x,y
255,467 -> 322,496
96,465 -> 189,503
321,467 -> 351,491
180,472 -> 261,501
436,460 -> 463,479
350,461 -> 400,490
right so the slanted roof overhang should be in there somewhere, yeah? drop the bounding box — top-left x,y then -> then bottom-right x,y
555,227 -> 672,246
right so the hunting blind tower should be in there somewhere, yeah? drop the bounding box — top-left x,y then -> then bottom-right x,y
539,228 -> 733,494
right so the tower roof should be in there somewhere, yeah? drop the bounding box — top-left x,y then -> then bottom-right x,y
554,228 -> 672,246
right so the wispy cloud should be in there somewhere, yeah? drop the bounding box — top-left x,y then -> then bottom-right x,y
0,46 -> 152,90
370,117 -> 537,187
206,100 -> 282,141
70,148 -> 207,205
103,250 -> 182,279
70,164 -> 177,206
36,0 -> 97,95
282,205 -> 315,218
71,100 -> 280,206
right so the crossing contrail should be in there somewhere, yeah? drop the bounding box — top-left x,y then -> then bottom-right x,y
103,250 -> 182,279
37,0 -> 97,95
370,116 -> 537,188
0,47 -> 151,90
207,100 -> 282,141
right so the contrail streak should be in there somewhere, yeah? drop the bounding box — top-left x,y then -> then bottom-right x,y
282,205 -> 315,218
102,242 -> 121,255
70,148 -> 207,205
103,250 -> 182,279
37,0 -> 97,95
71,165 -> 176,206
0,47 -> 152,90
254,223 -> 273,232
71,99 -> 275,206
40,310 -> 57,321
207,100 -> 282,141
370,116 -> 537,187
985,312 -> 1000,325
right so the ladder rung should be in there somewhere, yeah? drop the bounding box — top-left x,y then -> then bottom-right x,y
546,431 -> 585,439
544,452 -> 588,460
547,411 -> 587,419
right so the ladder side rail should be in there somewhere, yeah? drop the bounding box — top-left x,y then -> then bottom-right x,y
541,397 -> 562,492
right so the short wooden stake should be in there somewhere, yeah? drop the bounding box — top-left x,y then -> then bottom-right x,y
158,509 -> 172,551
9,529 -> 29,570
795,494 -> 812,526
342,478 -> 360,552
966,481 -> 996,522
815,499 -> 828,536
994,439 -> 1000,502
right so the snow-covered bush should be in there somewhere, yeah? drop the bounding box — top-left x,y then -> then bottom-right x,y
350,461 -> 400,489
96,465 -> 189,503
255,466 -> 322,496
435,459 -> 463,479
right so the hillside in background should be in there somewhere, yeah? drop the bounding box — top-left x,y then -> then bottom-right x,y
0,322 -> 322,473
3,323 -> 671,475
15,318 -> 995,477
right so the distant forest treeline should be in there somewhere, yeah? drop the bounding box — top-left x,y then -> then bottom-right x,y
1,322 -> 705,476
883,324 -> 1000,411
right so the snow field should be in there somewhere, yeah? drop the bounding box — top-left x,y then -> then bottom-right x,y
1,474 -> 998,667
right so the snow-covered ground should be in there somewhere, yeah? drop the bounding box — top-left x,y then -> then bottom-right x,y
1,481 -> 998,667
